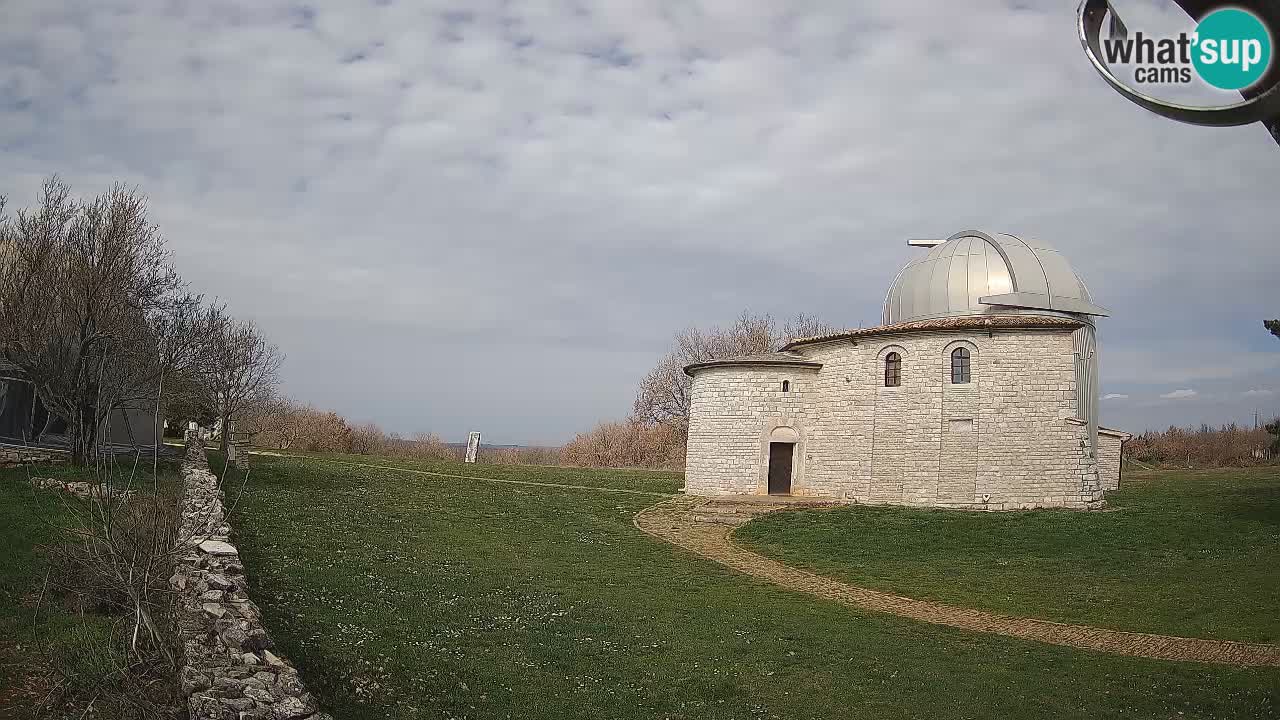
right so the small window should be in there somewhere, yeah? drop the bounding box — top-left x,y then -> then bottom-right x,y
781,380 -> 790,392
951,347 -> 971,384
884,352 -> 901,387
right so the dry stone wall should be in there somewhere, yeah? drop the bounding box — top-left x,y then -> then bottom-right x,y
30,476 -> 134,501
685,326 -> 1108,509
171,438 -> 330,720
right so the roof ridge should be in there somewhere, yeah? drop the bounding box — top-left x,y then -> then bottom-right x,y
782,314 -> 1083,351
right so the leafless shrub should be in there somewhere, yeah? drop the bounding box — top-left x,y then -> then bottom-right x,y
347,421 -> 387,455
480,445 -> 561,466
1125,420 -> 1279,467
560,420 -> 686,469
374,431 -> 460,461
243,398 -> 352,452
404,432 -> 461,461
40,617 -> 180,719
24,443 -> 187,719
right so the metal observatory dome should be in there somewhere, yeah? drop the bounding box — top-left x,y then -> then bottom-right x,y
882,230 -> 1109,326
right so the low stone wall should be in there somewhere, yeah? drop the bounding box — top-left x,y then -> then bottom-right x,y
31,476 -> 134,500
0,446 -> 65,466
171,438 -> 330,720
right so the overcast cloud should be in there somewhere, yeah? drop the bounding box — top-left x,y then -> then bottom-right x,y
3,0 -> 1277,445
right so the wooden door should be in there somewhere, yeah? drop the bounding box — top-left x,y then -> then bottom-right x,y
767,442 -> 793,495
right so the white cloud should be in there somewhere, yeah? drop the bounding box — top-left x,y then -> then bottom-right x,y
1242,389 -> 1275,397
1160,389 -> 1199,400
1102,393 -> 1128,400
1,1 -> 1277,441
1102,345 -> 1280,385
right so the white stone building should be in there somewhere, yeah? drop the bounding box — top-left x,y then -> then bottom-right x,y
683,230 -> 1131,510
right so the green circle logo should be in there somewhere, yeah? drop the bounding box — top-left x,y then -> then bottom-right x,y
1192,8 -> 1273,90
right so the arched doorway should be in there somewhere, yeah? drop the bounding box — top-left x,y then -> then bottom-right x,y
767,426 -> 799,495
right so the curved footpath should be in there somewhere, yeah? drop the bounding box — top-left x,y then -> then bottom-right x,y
634,495 -> 1280,668
260,453 -> 1279,667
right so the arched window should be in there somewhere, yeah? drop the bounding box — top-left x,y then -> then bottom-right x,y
781,380 -> 790,392
884,352 -> 901,387
951,347 -> 971,384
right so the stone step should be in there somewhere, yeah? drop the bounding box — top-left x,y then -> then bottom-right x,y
691,512 -> 752,526
696,503 -> 761,514
701,502 -> 795,514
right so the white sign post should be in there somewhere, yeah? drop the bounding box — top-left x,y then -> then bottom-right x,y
464,431 -> 481,464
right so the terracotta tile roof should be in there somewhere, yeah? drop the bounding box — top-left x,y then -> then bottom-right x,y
781,314 -> 1085,351
684,351 -> 823,377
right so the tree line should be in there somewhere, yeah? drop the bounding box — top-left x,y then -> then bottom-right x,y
1126,421 -> 1278,467
0,178 -> 282,463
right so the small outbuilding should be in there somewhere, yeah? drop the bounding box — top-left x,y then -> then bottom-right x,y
683,230 -> 1131,510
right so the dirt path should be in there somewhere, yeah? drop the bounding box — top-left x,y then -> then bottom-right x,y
634,496 -> 1280,668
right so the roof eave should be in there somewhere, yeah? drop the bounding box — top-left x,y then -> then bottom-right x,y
782,315 -> 1085,352
683,359 -> 824,377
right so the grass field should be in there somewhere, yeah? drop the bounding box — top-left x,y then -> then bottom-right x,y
0,456 -> 183,717
254,449 -> 683,495
222,452 -> 1280,719
736,467 -> 1280,644
0,463 -> 69,708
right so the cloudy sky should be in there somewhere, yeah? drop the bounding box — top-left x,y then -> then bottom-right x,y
3,1 -> 1277,445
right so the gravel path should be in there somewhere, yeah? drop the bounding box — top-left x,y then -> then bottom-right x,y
634,495 -> 1280,667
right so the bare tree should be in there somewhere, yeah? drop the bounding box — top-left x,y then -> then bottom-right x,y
202,316 -> 283,452
0,178 -> 214,464
347,421 -> 386,455
241,397 -> 352,452
632,310 -> 839,430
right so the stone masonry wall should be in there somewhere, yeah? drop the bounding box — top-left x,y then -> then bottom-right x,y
685,366 -> 818,495
171,438 -> 330,720
685,326 -> 1106,509
1098,431 -> 1125,491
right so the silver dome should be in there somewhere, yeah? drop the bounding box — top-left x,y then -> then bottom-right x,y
882,230 -> 1108,325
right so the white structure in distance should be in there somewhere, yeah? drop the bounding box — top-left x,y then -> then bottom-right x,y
465,431 -> 481,464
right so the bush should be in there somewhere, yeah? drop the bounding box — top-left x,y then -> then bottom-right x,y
1125,421 -> 1278,467
347,421 -> 386,455
30,462 -> 184,719
380,432 -> 461,462
481,446 -> 561,466
559,420 -> 685,470
243,399 -> 353,453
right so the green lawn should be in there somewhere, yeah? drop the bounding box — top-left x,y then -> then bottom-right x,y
0,456 -> 181,716
255,449 -> 683,495
735,467 -> 1280,644
1,461 -> 98,710
223,454 -> 1279,719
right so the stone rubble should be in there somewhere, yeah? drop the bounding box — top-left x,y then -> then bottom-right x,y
0,447 -> 64,466
172,437 -> 331,720
30,476 -> 134,500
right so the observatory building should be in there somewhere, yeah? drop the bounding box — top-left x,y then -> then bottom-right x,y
683,230 -> 1129,510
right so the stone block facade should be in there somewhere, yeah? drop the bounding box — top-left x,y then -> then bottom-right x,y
1097,428 -> 1128,491
685,326 -> 1112,510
